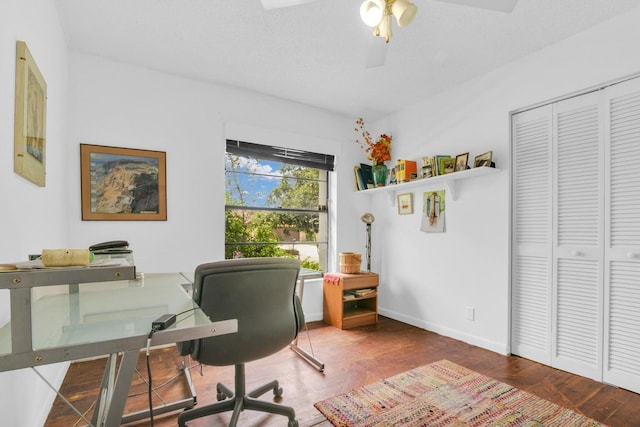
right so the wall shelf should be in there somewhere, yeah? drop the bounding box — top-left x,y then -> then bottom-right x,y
357,166 -> 499,203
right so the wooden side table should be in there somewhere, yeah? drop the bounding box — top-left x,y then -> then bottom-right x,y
323,272 -> 378,329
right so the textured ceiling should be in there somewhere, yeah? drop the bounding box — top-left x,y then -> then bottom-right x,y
55,0 -> 640,120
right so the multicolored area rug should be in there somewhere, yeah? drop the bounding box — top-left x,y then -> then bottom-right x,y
314,359 -> 606,427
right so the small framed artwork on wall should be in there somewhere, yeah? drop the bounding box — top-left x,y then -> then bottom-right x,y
80,144 -> 167,221
14,41 -> 47,187
397,193 -> 413,215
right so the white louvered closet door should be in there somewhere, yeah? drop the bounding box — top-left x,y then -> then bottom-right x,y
551,93 -> 604,381
511,105 -> 553,365
603,78 -> 640,394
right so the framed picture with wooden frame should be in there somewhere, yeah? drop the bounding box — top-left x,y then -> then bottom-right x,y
455,152 -> 469,172
397,192 -> 413,215
14,41 -> 47,187
80,144 -> 167,221
474,150 -> 493,168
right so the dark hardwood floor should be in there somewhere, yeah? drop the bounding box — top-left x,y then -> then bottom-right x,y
45,317 -> 640,426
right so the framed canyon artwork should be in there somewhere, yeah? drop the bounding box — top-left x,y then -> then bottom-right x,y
80,144 -> 167,221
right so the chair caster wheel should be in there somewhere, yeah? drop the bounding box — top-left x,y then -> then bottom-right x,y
288,420 -> 299,427
216,383 -> 229,401
274,386 -> 283,398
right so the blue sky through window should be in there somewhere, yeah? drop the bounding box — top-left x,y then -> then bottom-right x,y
225,155 -> 284,207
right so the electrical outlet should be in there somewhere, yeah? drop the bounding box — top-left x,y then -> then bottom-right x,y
466,306 -> 475,321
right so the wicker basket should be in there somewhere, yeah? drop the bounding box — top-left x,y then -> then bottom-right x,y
339,252 -> 362,274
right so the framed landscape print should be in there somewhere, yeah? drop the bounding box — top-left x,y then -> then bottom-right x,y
14,41 -> 47,187
80,144 -> 167,221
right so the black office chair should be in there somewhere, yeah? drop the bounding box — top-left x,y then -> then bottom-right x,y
177,257 -> 304,427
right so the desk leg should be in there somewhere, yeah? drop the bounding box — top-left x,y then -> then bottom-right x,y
120,357 -> 197,424
290,277 -> 325,372
91,350 -> 138,427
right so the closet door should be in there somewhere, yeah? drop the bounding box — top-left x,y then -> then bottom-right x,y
551,93 -> 604,381
511,105 -> 553,364
603,78 -> 640,393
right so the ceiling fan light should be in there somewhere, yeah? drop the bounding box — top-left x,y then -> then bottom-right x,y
374,13 -> 392,43
392,0 -> 417,27
360,0 -> 384,27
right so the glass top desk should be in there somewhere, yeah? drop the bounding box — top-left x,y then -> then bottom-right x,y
0,267 -> 237,427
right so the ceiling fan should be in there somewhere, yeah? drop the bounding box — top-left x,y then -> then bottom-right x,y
432,0 -> 518,13
260,0 -> 318,9
260,0 -> 519,67
260,0 -> 519,13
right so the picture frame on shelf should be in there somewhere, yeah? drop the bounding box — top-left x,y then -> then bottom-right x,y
474,151 -> 493,167
421,164 -> 433,178
439,157 -> 455,175
80,144 -> 167,221
455,152 -> 469,172
397,193 -> 413,215
435,155 -> 450,175
14,41 -> 47,187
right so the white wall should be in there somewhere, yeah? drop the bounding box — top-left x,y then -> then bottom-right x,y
64,53 -> 360,274
374,6 -> 640,354
4,1 -> 640,425
0,1 -> 70,291
0,1 -> 71,426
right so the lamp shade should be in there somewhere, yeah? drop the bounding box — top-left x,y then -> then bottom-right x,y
374,13 -> 392,42
392,0 -> 417,27
360,0 -> 384,27
361,212 -> 375,224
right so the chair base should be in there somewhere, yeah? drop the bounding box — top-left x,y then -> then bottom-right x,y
178,363 -> 299,427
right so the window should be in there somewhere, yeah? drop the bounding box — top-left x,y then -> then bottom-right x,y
225,140 -> 334,271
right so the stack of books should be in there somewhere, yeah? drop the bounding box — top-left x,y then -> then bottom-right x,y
343,288 -> 377,300
354,164 -> 374,190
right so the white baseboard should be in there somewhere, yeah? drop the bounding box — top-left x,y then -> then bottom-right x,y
303,311 -> 323,322
378,307 -> 509,355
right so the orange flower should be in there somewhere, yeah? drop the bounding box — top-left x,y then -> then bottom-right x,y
354,117 -> 392,165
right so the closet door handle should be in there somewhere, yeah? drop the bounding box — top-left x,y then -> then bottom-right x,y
571,250 -> 582,256
627,252 -> 638,259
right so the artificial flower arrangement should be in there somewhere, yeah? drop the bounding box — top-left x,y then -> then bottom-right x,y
354,117 -> 392,165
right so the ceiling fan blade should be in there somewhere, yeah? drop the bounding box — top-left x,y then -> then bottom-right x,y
434,0 -> 519,13
260,0 -> 318,10
365,38 -> 388,68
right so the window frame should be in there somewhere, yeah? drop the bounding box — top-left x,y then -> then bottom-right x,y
224,140 -> 333,271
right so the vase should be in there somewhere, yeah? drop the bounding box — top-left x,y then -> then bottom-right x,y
372,163 -> 388,187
